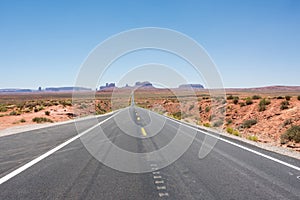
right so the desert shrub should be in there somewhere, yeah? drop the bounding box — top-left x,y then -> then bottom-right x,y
9,111 -> 19,116
242,119 -> 257,128
285,96 -> 291,101
198,106 -> 202,112
213,120 -> 223,127
205,106 -> 210,113
45,111 -> 50,116
233,97 -> 239,105
258,98 -> 271,112
60,100 -> 72,107
232,129 -> 240,136
226,119 -> 233,125
277,96 -> 284,99
209,114 -> 216,121
203,123 -> 211,127
298,96 -> 300,101
283,119 -> 292,127
32,117 -> 53,123
239,102 -> 246,107
226,127 -> 234,134
189,104 -> 194,111
280,101 -> 289,110
20,119 -> 26,123
247,135 -> 258,142
0,105 -> 7,112
227,95 -> 234,100
245,97 -> 253,105
280,126 -> 300,143
171,112 -> 182,120
252,95 -> 262,100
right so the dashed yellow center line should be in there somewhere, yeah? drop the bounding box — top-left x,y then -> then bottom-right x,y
141,127 -> 147,136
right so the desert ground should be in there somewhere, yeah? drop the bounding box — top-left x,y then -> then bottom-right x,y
0,86 -> 299,151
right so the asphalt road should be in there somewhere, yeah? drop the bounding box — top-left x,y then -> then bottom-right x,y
0,106 -> 299,200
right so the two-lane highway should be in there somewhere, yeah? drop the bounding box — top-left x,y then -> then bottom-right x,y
0,106 -> 299,199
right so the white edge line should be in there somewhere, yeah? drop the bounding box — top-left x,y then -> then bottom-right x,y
0,111 -> 119,185
147,108 -> 300,172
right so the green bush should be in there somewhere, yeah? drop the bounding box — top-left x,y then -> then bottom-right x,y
247,135 -> 258,142
226,127 -> 234,134
232,129 -> 240,136
9,111 -> 19,116
280,126 -> 300,143
258,98 -> 271,112
226,119 -> 233,125
212,120 -> 223,127
45,111 -> 50,116
189,104 -> 194,111
205,106 -> 211,113
32,117 -> 53,123
285,96 -> 291,101
227,95 -> 234,100
252,95 -> 262,100
233,98 -> 239,105
283,119 -> 292,127
245,97 -> 253,105
171,112 -> 182,120
20,119 -> 26,123
242,119 -> 257,128
280,101 -> 289,110
0,105 -> 7,112
277,96 -> 284,99
239,102 -> 246,107
203,123 -> 211,127
297,96 -> 300,101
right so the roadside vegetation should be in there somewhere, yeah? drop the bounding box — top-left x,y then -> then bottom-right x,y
32,117 -> 54,123
280,126 -> 300,144
242,119 -> 257,128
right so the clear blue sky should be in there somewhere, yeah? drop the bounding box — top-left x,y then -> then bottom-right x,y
0,0 -> 299,89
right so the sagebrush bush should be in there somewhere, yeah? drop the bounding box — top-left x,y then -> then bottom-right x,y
203,123 -> 211,127
32,117 -> 53,123
232,129 -> 240,136
227,95 -> 234,100
189,104 -> 194,111
245,97 -> 253,105
285,96 -> 291,101
0,105 -> 7,112
247,135 -> 258,142
205,106 -> 210,113
280,101 -> 289,110
213,120 -> 223,127
242,119 -> 257,128
226,127 -> 234,134
280,126 -> 300,143
258,98 -> 271,112
45,111 -> 50,116
252,95 -> 262,100
233,98 -> 239,105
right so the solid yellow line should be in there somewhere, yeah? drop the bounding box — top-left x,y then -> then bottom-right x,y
141,127 -> 147,136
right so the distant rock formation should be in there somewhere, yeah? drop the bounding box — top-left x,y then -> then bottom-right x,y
135,81 -> 153,88
99,83 -> 116,90
178,84 -> 204,89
